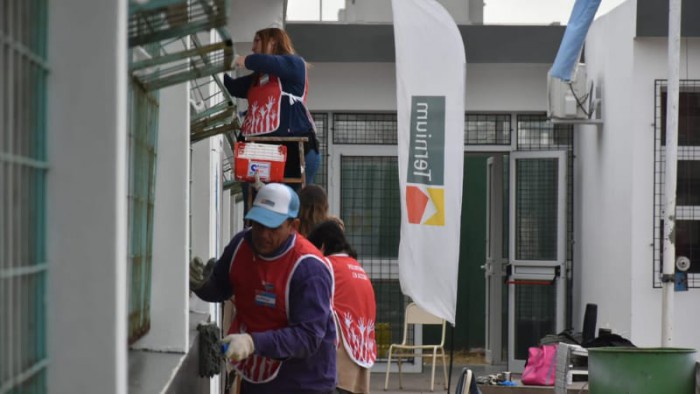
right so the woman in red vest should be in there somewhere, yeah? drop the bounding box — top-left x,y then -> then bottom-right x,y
308,220 -> 377,394
224,27 -> 319,189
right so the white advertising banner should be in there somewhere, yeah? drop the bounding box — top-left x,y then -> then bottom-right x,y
392,0 -> 466,324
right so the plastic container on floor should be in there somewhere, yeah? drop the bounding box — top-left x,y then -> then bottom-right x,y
588,347 -> 696,394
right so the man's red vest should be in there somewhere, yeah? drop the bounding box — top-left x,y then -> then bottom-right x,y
329,254 -> 377,368
227,233 -> 331,383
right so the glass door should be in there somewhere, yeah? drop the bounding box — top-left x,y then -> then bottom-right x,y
507,150 -> 567,372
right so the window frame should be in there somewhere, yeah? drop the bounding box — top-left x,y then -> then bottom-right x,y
653,80 -> 700,288
1,0 -> 50,391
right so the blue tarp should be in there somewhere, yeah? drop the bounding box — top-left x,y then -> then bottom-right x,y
549,0 -> 602,81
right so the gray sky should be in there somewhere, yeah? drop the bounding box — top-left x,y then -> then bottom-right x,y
484,0 -> 625,24
286,0 -> 626,25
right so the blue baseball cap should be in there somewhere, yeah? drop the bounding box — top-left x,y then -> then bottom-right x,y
245,183 -> 300,228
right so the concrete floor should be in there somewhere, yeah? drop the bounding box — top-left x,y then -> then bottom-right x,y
374,362 -> 505,394
373,363 -> 589,394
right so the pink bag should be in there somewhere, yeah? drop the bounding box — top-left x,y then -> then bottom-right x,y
520,343 -> 557,386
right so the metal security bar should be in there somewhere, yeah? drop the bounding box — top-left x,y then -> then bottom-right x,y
340,156 -> 401,258
190,99 -> 238,143
311,113 -> 328,191
465,114 -> 511,145
514,283 -> 556,360
514,157 -> 559,260
327,111 -> 536,358
517,115 -> 574,262
186,35 -> 238,143
129,0 -> 234,94
654,80 -> 700,288
127,81 -> 160,344
333,113 -> 398,145
128,0 -> 229,48
127,0 -> 236,343
131,36 -> 233,92
332,110 -> 410,358
339,155 -> 409,357
0,0 -> 49,392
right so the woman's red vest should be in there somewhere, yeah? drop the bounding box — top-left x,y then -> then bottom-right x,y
241,73 -> 310,136
329,254 -> 377,368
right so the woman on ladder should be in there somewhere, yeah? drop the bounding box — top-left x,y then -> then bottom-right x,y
224,27 -> 320,192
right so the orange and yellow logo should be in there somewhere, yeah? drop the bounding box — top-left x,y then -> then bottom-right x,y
406,185 -> 444,226
406,96 -> 445,226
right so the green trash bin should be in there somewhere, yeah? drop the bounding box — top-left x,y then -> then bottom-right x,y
588,347 -> 696,394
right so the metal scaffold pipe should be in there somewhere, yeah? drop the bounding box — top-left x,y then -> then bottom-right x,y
661,0 -> 682,348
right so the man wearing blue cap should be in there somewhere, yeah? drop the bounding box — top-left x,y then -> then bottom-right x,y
190,183 -> 336,394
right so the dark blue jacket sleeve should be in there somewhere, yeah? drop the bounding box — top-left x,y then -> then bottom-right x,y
223,54 -> 305,98
192,231 -> 245,302
250,256 -> 333,359
244,54 -> 306,85
223,73 -> 254,99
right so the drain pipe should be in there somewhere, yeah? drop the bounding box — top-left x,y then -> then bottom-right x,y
661,0 -> 682,348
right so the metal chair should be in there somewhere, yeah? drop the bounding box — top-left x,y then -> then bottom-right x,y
384,302 -> 448,392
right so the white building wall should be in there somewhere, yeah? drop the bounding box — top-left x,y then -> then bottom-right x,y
466,64 -> 550,111
574,0 -> 636,339
629,36 -> 700,349
580,0 -> 700,352
190,136 -> 224,394
190,136 -> 223,323
307,62 -> 549,112
190,138 -> 222,267
47,0 -> 129,392
229,191 -> 245,238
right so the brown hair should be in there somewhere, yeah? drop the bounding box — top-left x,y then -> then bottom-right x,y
255,28 -> 296,55
307,220 -> 357,259
298,185 -> 329,237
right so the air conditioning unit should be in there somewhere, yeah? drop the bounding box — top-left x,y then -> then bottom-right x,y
548,63 -> 594,120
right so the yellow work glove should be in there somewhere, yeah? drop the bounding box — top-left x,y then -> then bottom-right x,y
221,333 -> 255,362
189,257 -> 206,290
190,257 -> 217,290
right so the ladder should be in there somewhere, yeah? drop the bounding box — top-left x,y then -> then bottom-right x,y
242,135 -> 309,211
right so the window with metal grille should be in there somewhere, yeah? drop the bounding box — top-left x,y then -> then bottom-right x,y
517,114 -> 574,263
514,158 -> 559,261
654,80 -> 700,287
331,110 -> 413,356
333,113 -> 398,145
328,112 -> 573,355
517,115 -> 574,152
465,114 -> 511,145
1,0 -> 49,392
127,78 -> 160,344
514,283 -> 556,359
340,156 -> 400,258
339,155 -> 409,352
